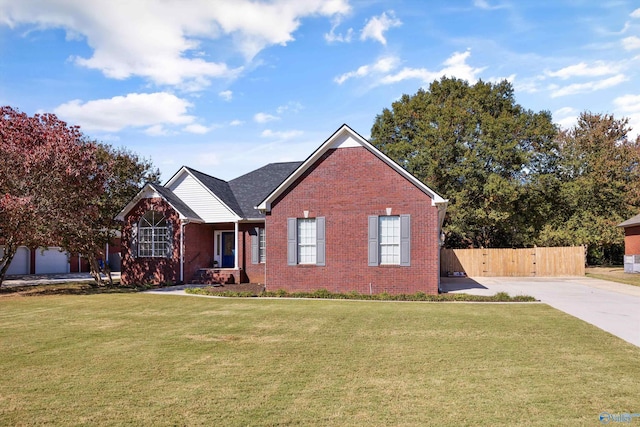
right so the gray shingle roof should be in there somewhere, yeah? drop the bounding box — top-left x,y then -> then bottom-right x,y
229,162 -> 302,218
619,213 -> 640,228
183,167 -> 244,217
151,184 -> 202,221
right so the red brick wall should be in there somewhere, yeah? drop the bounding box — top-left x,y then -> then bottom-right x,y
265,147 -> 440,295
624,226 -> 640,255
183,223 -> 215,282
121,197 -> 181,285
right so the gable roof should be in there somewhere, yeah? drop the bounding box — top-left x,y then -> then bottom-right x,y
257,124 -> 448,213
229,162 -> 302,219
115,182 -> 203,222
618,213 -> 640,228
181,167 -> 244,217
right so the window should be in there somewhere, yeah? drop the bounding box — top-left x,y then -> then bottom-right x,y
297,218 -> 317,264
287,217 -> 325,266
379,216 -> 400,265
258,227 -> 266,263
368,214 -> 410,266
138,210 -> 171,257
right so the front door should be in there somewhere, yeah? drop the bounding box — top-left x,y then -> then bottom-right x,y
221,232 -> 235,268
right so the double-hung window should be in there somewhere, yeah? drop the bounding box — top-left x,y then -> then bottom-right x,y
251,227 -> 266,264
297,218 -> 317,264
287,217 -> 326,266
137,210 -> 172,258
368,214 -> 411,266
379,216 -> 400,265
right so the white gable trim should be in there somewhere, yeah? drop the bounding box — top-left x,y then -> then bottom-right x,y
257,124 -> 448,212
165,167 -> 242,221
114,183 -> 203,222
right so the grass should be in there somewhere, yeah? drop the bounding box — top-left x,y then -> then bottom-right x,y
1,294 -> 638,426
586,266 -> 640,287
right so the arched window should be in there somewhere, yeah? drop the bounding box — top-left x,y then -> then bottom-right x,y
137,210 -> 172,258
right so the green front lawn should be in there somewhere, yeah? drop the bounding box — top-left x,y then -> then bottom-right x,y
0,294 -> 638,426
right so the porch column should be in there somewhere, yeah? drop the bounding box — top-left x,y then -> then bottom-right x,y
234,222 -> 239,269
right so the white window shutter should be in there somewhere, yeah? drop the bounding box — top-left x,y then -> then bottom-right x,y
130,224 -> 138,259
165,221 -> 173,258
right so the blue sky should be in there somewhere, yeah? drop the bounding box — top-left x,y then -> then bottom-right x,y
1,0 -> 640,182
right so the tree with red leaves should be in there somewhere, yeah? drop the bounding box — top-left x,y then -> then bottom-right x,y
0,106 -> 158,286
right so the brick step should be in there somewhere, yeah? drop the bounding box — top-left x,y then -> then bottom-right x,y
190,269 -> 235,285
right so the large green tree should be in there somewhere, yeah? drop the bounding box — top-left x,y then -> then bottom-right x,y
57,144 -> 160,285
537,112 -> 640,264
371,77 -> 558,248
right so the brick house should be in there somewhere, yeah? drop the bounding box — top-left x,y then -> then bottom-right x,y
116,125 -> 448,294
619,214 -> 640,272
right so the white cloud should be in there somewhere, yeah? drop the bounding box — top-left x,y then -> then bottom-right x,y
622,36 -> 640,51
184,124 -> 213,134
218,90 -> 233,101
261,129 -> 304,139
473,0 -> 506,10
253,112 -> 280,123
631,8 -> 640,18
550,74 -> 628,97
229,119 -> 244,126
613,94 -> 640,138
360,11 -> 402,45
276,101 -> 304,114
325,16 -> 354,43
0,0 -> 349,89
545,61 -> 621,79
53,92 -> 195,132
553,107 -> 578,130
379,50 -> 485,85
144,124 -> 169,136
334,56 -> 399,84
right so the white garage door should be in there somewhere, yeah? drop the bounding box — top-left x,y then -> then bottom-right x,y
0,246 -> 30,275
35,248 -> 69,274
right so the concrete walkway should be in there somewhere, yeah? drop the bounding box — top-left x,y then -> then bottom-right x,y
442,276 -> 640,347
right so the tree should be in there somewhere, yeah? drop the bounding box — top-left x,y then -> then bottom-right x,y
0,106 -> 159,286
370,78 -> 559,248
57,144 -> 160,285
537,112 -> 640,264
0,106 -> 106,285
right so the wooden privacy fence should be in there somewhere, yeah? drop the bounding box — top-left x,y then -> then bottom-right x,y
440,246 -> 585,277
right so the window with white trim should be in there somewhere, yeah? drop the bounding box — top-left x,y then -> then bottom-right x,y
379,216 -> 400,265
138,210 -> 170,257
297,218 -> 316,264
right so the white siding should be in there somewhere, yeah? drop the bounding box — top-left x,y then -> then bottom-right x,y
167,173 -> 239,223
0,246 -> 30,275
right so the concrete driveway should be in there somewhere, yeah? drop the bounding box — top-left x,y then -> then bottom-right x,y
442,276 -> 640,347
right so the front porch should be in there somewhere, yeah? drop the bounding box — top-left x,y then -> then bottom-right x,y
189,268 -> 240,285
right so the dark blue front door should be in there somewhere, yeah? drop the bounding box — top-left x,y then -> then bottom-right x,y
221,232 -> 235,268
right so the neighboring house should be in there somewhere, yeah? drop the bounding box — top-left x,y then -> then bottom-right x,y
618,214 -> 640,272
116,125 -> 448,294
0,239 -> 122,276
